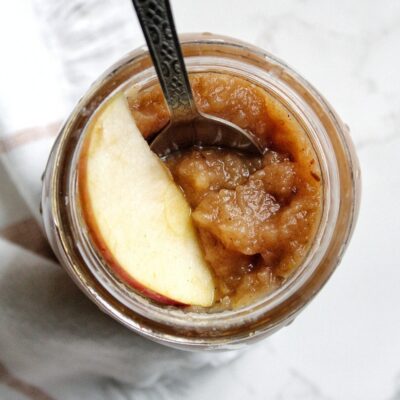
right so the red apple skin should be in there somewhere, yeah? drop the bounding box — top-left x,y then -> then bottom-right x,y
79,145 -> 187,307
96,237 -> 184,307
78,122 -> 185,308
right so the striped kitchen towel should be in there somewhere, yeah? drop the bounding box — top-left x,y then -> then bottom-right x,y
0,1 -> 238,399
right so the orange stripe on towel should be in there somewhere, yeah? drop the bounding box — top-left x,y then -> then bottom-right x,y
0,361 -> 56,400
0,122 -> 60,154
0,218 -> 56,261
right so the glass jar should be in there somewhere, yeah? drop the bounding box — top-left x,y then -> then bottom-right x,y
41,33 -> 361,351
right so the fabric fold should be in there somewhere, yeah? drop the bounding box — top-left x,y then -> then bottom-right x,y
0,1 -> 238,398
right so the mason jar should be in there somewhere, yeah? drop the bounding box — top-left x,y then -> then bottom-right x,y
41,33 -> 361,351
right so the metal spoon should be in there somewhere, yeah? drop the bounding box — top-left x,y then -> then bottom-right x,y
131,0 -> 263,157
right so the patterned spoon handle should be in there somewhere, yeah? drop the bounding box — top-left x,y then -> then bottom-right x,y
131,0 -> 198,123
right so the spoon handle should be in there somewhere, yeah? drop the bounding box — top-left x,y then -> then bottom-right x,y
131,0 -> 198,123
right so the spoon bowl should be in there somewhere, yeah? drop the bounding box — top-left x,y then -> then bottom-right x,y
131,0 -> 263,158
150,111 -> 263,158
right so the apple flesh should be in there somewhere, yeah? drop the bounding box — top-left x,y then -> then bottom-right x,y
79,94 -> 215,307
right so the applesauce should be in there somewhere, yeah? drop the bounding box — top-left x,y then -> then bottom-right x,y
127,73 -> 322,309
42,34 -> 359,349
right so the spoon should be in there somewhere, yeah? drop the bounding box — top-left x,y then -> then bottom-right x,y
131,0 -> 263,157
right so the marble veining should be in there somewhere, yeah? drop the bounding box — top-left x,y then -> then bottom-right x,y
0,0 -> 399,399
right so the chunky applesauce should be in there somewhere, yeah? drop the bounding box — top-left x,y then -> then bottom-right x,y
127,73 -> 322,309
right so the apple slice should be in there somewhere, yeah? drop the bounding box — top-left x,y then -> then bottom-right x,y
79,94 -> 215,307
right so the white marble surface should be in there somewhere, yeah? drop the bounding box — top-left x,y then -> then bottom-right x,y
1,0 -> 400,399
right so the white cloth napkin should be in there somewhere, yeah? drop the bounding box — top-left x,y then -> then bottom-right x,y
0,1 -> 238,399
6,1 -> 398,399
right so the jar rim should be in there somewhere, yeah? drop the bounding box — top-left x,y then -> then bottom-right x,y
43,33 -> 360,349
